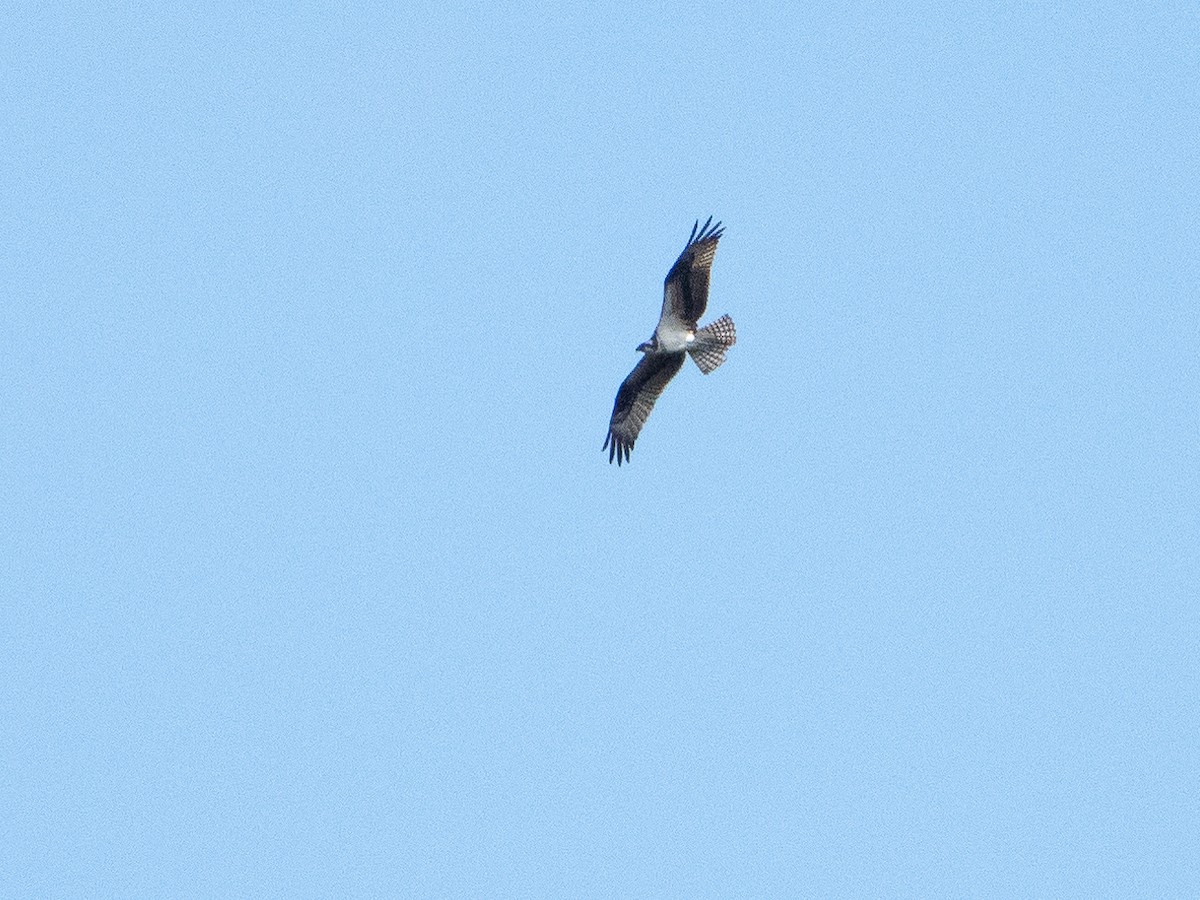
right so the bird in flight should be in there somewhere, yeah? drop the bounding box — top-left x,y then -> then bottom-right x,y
603,217 -> 736,465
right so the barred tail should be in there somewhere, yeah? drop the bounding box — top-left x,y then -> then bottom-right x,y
689,314 -> 737,374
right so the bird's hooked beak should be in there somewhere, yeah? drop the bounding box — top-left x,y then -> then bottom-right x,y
636,340 -> 653,353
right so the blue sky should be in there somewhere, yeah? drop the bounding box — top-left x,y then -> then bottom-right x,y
4,2 -> 1198,896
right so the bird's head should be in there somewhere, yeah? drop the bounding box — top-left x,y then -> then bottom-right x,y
636,336 -> 657,353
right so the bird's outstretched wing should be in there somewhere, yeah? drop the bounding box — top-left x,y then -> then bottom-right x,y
660,216 -> 725,328
603,352 -> 687,465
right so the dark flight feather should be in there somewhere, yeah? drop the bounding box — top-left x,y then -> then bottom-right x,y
603,352 -> 686,465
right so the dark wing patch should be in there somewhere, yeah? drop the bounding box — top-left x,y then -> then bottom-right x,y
662,216 -> 725,326
603,352 -> 687,465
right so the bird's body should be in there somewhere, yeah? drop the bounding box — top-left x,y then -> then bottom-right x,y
603,218 -> 736,465
646,316 -> 694,353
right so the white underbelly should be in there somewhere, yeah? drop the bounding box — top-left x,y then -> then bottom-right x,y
655,322 -> 694,352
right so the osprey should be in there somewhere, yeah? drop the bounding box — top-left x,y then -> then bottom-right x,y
603,217 -> 736,465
